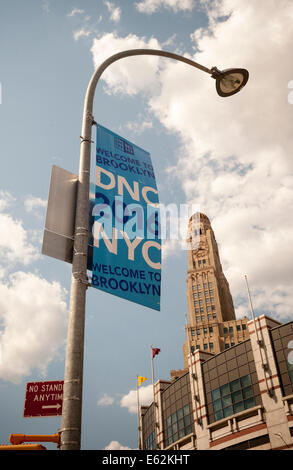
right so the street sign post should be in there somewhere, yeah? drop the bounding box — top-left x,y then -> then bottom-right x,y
23,381 -> 63,418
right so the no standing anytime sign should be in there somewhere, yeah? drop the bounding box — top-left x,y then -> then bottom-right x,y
23,380 -> 63,418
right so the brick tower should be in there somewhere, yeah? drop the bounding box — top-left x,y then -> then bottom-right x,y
182,213 -> 249,369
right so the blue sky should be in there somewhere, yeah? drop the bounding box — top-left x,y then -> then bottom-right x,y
0,0 -> 293,450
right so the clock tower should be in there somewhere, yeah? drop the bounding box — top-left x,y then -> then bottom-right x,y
182,213 -> 249,369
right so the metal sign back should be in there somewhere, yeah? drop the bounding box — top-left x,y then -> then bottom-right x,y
42,165 -> 77,263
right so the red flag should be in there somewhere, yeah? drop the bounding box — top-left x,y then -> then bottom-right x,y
152,347 -> 160,358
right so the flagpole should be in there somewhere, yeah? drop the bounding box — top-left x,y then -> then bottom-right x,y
150,345 -> 157,449
185,313 -> 191,356
136,375 -> 141,450
151,345 -> 155,393
244,275 -> 271,396
185,313 -> 199,422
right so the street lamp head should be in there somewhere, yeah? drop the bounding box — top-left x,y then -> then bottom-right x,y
211,67 -> 249,97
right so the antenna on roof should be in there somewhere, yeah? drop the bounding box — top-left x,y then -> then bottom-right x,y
244,274 -> 257,323
244,275 -> 272,396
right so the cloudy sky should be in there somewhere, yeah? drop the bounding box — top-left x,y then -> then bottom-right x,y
0,0 -> 292,450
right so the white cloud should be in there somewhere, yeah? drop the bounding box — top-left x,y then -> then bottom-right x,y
0,193 -> 68,382
0,271 -> 68,383
0,190 -> 15,212
104,440 -> 133,450
97,393 -> 115,406
120,384 -> 153,414
74,29 -> 91,41
42,0 -> 50,13
104,1 -> 121,22
136,0 -> 195,14
124,115 -> 153,134
90,33 -> 161,95
24,195 -> 47,218
0,212 -> 39,266
67,8 -> 85,17
140,1 -> 293,321
146,0 -> 293,321
89,1 -> 293,322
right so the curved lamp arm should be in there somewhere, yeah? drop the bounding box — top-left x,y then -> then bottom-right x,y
81,49 -> 213,140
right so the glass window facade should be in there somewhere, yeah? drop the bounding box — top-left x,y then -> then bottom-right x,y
162,373 -> 193,447
165,404 -> 192,446
203,340 -> 261,424
142,403 -> 156,450
288,362 -> 293,386
145,430 -> 156,450
271,322 -> 293,396
211,375 -> 255,421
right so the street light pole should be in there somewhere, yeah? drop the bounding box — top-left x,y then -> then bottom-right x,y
60,49 -> 249,450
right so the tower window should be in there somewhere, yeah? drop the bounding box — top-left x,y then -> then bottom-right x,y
208,282 -> 213,287
204,343 -> 208,350
242,324 -> 247,330
194,301 -> 198,306
237,325 -> 241,331
197,329 -> 201,335
229,326 -> 233,333
200,308 -> 204,313
203,259 -> 206,264
209,327 -> 213,333
209,342 -> 214,349
212,305 -> 216,311
223,327 -> 228,334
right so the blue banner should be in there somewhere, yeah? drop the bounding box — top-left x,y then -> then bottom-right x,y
91,125 -> 161,311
